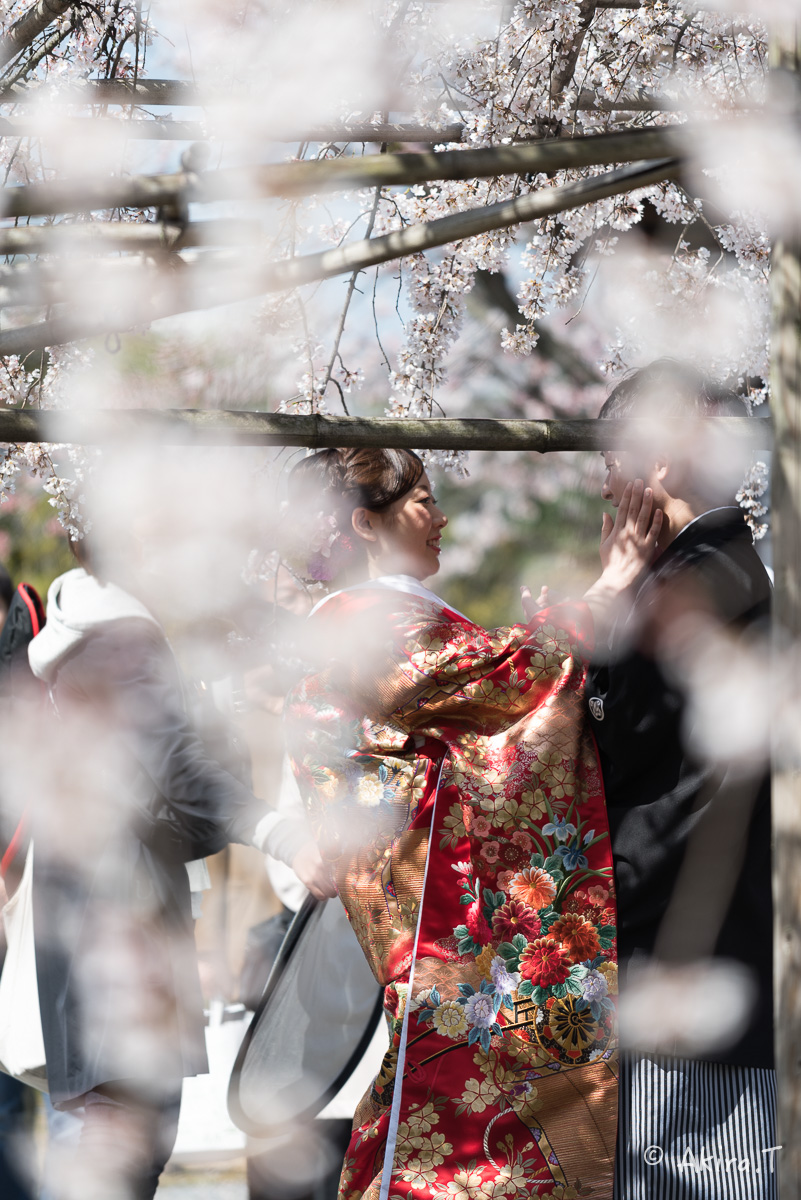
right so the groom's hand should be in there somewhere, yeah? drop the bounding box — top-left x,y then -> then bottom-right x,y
599,479 -> 662,586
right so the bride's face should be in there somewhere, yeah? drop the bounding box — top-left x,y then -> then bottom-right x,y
355,471 -> 448,581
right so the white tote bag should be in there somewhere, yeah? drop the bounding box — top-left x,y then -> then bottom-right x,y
0,843 -> 48,1091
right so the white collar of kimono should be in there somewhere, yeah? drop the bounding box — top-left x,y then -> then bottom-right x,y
309,573 -> 469,621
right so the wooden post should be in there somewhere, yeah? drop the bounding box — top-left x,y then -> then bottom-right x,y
771,24 -> 801,1198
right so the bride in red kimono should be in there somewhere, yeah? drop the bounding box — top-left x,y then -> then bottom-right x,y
283,448 -> 661,1200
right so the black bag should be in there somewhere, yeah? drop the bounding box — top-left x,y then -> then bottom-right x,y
0,583 -> 45,704
0,583 -> 45,880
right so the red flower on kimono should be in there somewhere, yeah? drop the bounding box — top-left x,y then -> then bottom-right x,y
465,898 -> 492,945
492,899 -> 541,943
520,936 -> 568,984
549,913 -> 601,963
519,937 -> 571,987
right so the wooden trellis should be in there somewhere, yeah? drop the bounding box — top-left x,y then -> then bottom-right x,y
0,159 -> 678,357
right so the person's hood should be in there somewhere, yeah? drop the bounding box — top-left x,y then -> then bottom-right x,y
28,567 -> 160,682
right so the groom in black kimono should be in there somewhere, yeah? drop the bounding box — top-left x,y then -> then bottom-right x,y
585,360 -> 776,1199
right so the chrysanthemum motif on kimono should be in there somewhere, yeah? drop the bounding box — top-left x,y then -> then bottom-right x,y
286,586 -> 618,1199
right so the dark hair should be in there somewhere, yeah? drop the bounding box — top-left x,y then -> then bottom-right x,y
599,359 -> 749,420
285,448 -> 425,584
288,448 -> 425,517
599,359 -> 757,509
0,563 -> 12,613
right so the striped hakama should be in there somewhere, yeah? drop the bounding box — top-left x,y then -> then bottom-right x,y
614,1054 -> 778,1200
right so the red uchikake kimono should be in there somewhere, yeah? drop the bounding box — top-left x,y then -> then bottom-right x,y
286,576 -> 618,1200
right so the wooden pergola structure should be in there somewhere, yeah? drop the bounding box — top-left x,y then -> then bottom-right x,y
0,1 -> 798,1192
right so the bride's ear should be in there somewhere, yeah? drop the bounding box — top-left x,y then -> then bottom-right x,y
352,507 -> 378,543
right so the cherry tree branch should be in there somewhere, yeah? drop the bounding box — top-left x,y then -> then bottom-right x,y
318,185 -> 384,414
0,0 -> 79,69
2,14 -> 76,84
551,1 -> 598,100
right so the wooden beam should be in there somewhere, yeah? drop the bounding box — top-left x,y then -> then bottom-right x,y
0,110 -> 469,143
576,89 -> 676,112
0,77 -> 203,105
0,409 -> 771,450
0,116 -> 208,141
0,76 -> 674,121
250,123 -> 468,144
0,159 -> 680,352
0,116 -> 471,143
0,124 -> 687,217
0,218 -> 263,257
0,111 -> 684,141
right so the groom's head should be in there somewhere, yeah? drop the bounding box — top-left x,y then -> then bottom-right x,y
598,359 -> 751,511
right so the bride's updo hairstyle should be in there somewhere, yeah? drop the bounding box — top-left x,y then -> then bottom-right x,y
287,448 -> 424,584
